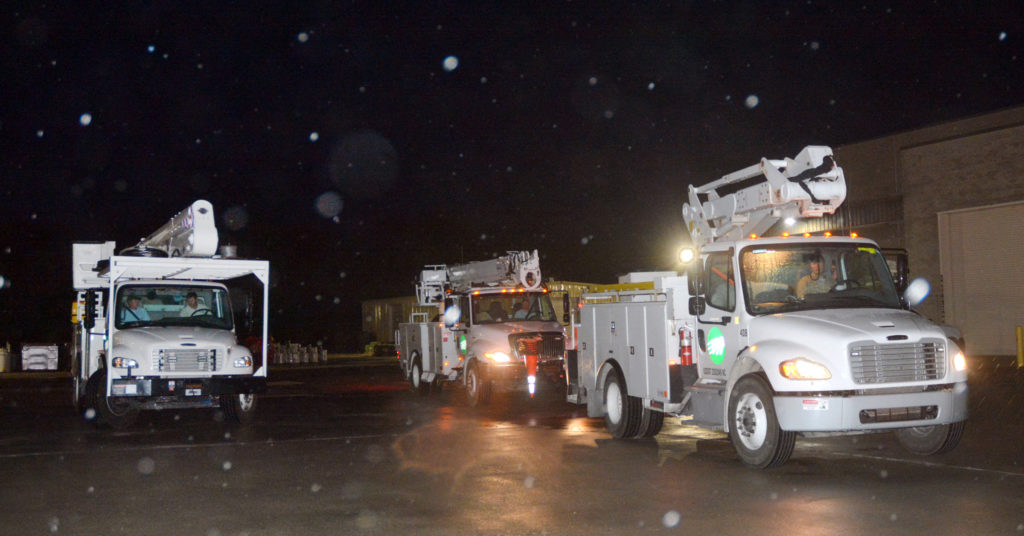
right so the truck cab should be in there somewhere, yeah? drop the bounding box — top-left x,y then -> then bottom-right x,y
458,288 -> 564,403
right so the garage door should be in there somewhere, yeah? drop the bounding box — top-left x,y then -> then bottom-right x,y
938,201 -> 1024,356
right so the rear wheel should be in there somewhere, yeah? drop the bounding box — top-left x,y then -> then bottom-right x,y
409,352 -> 432,396
221,393 -> 258,424
603,370 -> 641,438
728,375 -> 795,468
634,407 -> 665,438
895,422 -> 965,455
88,369 -> 139,430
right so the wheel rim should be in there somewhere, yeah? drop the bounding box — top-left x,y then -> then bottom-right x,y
467,367 -> 478,398
106,396 -> 133,417
606,380 -> 623,424
237,394 -> 255,412
734,392 -> 768,450
904,425 -> 935,438
412,362 -> 421,388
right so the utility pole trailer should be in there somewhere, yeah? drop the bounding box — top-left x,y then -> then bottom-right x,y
566,146 -> 968,467
397,251 -> 565,406
71,200 -> 269,428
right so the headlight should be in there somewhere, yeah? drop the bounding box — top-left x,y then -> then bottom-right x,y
484,351 -> 512,363
779,358 -> 831,380
111,357 -> 139,368
952,351 -> 967,372
233,356 -> 253,368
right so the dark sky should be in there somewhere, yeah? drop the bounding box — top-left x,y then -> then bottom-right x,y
3,2 -> 1023,348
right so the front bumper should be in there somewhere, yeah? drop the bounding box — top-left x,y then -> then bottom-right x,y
480,359 -> 564,391
110,375 -> 267,398
774,382 -> 968,432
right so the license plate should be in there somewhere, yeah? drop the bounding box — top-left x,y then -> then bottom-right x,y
185,387 -> 202,396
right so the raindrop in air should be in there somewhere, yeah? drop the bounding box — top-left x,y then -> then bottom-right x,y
79,113 -> 92,126
310,132 -> 319,142
744,95 -> 760,109
443,56 -> 459,71
298,32 -> 310,43
999,32 -> 1007,41
662,510 -> 681,528
137,457 -> 155,475
315,191 -> 343,218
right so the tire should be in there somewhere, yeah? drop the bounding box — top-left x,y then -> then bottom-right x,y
88,369 -> 139,430
634,407 -> 665,438
221,393 -> 258,424
728,375 -> 795,468
409,352 -> 431,396
465,361 -> 490,407
603,370 -> 642,439
895,422 -> 965,455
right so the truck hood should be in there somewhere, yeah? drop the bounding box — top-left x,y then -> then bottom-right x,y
112,326 -> 238,352
754,308 -> 944,342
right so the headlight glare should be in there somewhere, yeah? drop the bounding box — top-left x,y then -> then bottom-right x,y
779,358 -> 831,380
484,351 -> 512,363
953,351 -> 967,372
233,356 -> 252,368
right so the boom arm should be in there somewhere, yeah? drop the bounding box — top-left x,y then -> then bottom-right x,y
415,250 -> 542,305
130,200 -> 219,257
682,146 -> 846,248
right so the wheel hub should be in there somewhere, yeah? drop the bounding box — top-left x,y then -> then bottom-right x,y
734,393 -> 767,449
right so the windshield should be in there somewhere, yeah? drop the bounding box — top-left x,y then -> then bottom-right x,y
115,285 -> 233,330
471,292 -> 556,324
740,243 -> 901,315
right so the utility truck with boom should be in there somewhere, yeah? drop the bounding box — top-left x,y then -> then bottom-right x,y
565,146 -> 968,467
397,251 -> 565,406
71,200 -> 270,428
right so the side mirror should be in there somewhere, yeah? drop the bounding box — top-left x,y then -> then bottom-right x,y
688,296 -> 706,316
687,265 -> 704,296
893,253 -> 909,292
903,278 -> 930,307
562,294 -> 571,324
83,290 -> 97,330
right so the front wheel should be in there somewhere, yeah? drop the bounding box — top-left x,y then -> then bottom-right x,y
465,361 -> 490,407
221,393 -> 258,424
88,369 -> 139,430
895,422 -> 965,455
728,375 -> 795,468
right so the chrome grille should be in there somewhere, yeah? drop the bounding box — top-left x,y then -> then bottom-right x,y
154,348 -> 217,372
509,333 -> 564,361
849,340 -> 945,384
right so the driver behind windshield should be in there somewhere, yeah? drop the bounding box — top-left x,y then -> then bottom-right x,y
179,292 -> 201,316
796,253 -> 830,299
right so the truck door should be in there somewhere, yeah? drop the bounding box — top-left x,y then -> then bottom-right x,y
695,251 -> 743,381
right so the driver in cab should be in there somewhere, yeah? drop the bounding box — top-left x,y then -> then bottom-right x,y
179,292 -> 201,316
796,253 -> 831,299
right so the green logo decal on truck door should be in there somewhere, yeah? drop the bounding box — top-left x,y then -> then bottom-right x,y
707,327 -> 726,364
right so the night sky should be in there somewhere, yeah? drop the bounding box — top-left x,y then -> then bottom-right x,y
3,2 -> 1023,349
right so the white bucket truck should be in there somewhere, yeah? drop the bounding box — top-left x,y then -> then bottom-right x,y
71,200 -> 270,428
397,251 -> 565,406
565,146 -> 968,467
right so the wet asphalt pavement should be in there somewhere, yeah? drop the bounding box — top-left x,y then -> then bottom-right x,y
1,356 -> 1022,535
